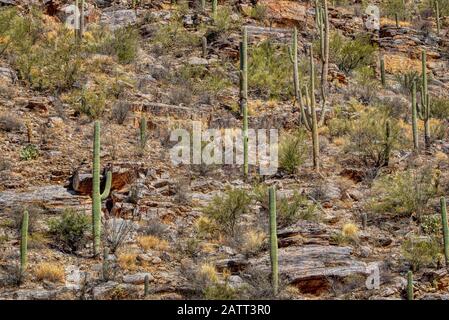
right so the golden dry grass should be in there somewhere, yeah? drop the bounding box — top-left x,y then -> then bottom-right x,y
198,262 -> 218,283
342,223 -> 359,239
34,262 -> 65,283
137,235 -> 169,251
242,230 -> 265,254
117,252 -> 138,271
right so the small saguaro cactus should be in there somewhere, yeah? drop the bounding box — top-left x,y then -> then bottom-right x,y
74,0 -> 80,39
20,210 -> 29,278
361,212 -> 367,230
269,186 -> 279,296
240,26 -> 249,178
384,120 -> 391,166
411,81 -> 419,150
92,121 -> 112,256
212,0 -> 217,19
407,271 -> 413,300
140,117 -> 147,151
202,36 -> 207,58
103,247 -> 110,281
440,197 -> 449,266
301,46 -> 326,172
417,50 -> 431,150
144,275 -> 150,296
380,56 -> 386,87
436,1 -> 441,36
395,13 -> 399,28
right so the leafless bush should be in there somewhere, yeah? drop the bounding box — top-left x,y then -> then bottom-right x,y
103,218 -> 134,254
139,220 -> 168,238
168,86 -> 193,106
111,100 -> 130,125
173,178 -> 191,204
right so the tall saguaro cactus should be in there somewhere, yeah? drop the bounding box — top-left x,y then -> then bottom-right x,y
411,81 -> 419,150
407,271 -> 414,300
440,197 -> 449,266
79,0 -> 85,39
418,50 -> 431,150
317,0 -> 329,102
240,26 -> 249,178
269,186 -> 278,296
20,210 -> 29,277
92,121 -> 112,256
289,27 -> 304,125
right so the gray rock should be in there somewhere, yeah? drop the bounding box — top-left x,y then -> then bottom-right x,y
188,57 -> 209,66
0,67 -> 17,83
123,272 -> 154,284
100,10 -> 137,30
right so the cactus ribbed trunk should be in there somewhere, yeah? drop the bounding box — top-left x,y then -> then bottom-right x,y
421,50 -> 431,150
395,13 -> 399,28
240,27 -> 248,178
412,81 -> 419,150
380,56 -> 386,87
269,186 -> 278,296
320,0 -> 329,102
20,210 -> 29,276
92,121 -> 112,256
441,197 -> 449,266
75,0 -> 80,40
79,0 -> 84,39
144,275 -> 150,296
212,0 -> 217,19
202,36 -> 207,58
290,28 -> 302,125
384,120 -> 391,166
310,47 -> 319,172
407,271 -> 413,300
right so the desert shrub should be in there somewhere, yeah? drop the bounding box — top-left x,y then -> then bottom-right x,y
111,100 -> 130,124
195,216 -> 219,239
278,129 -> 308,174
0,114 -> 22,132
168,85 -> 193,106
353,66 -> 380,103
213,5 -> 239,33
344,109 -> 402,167
430,119 -> 449,141
250,4 -> 268,23
203,282 -> 238,300
277,192 -> 318,228
76,87 -> 106,119
368,167 -> 440,217
202,187 -> 251,237
430,97 -> 449,119
248,40 -> 292,99
329,32 -> 377,74
241,229 -> 265,255
117,252 -> 138,271
394,70 -> 422,95
137,235 -> 169,251
421,214 -> 441,236
20,144 -> 39,161
48,209 -> 90,252
380,0 -> 412,20
103,218 -> 134,254
327,108 -> 351,138
153,18 -> 199,54
420,0 -> 449,18
113,26 -> 139,64
402,236 -> 441,271
10,207 -> 39,234
34,262 -> 65,283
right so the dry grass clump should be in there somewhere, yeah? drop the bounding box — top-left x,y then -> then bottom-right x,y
34,262 -> 65,283
137,235 -> 169,251
117,252 -> 139,271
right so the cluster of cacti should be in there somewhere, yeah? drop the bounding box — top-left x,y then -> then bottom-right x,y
140,117 -> 147,151
380,56 -> 386,87
315,0 -> 330,102
20,210 -> 29,278
417,50 -> 431,150
407,271 -> 413,300
440,197 -> 449,266
240,26 -> 249,178
268,186 -> 278,296
92,121 -> 112,256
301,47 -> 326,172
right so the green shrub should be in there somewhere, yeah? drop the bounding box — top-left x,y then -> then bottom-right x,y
278,129 -> 307,174
20,144 -> 39,161
402,236 -> 441,271
250,4 -> 268,23
421,214 -> 441,236
113,26 -> 139,64
368,167 -> 439,217
153,18 -> 199,54
430,97 -> 449,119
329,32 -> 377,74
277,192 -> 318,227
248,40 -> 292,99
202,187 -> 251,237
344,109 -> 401,167
353,66 -> 380,102
76,87 -> 106,120
213,5 -> 241,33
203,282 -> 238,300
48,209 -> 90,252
381,0 -> 412,20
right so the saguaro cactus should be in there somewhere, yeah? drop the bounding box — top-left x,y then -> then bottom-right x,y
144,275 -> 150,296
418,50 -> 431,150
240,27 -> 249,178
395,13 -> 399,28
301,47 -> 326,172
440,197 -> 449,266
79,0 -> 85,39
411,81 -> 419,150
269,186 -> 278,296
140,117 -> 147,151
20,210 -> 29,277
384,120 -> 391,166
380,56 -> 386,87
316,0 -> 329,102
202,36 -> 207,58
436,1 -> 441,36
407,271 -> 414,300
103,247 -> 110,281
289,27 -> 303,125
212,0 -> 217,19
92,121 -> 112,256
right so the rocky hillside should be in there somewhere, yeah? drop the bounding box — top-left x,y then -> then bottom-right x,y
1,0 -> 449,300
